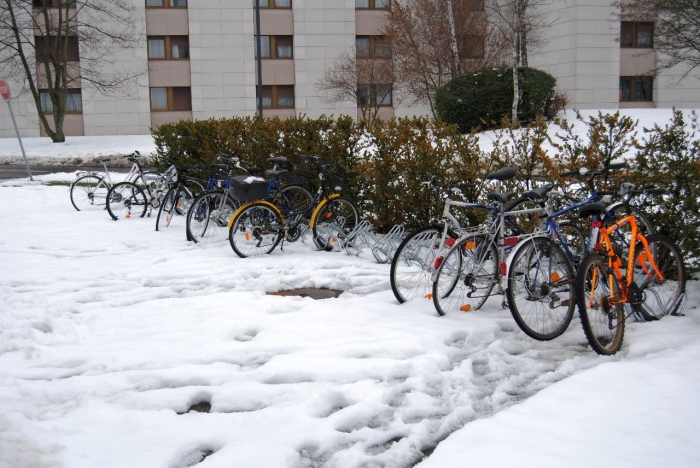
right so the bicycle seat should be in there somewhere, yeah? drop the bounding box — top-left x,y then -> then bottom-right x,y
486,167 -> 516,181
487,192 -> 515,204
268,156 -> 288,165
521,183 -> 554,201
265,169 -> 288,178
210,164 -> 229,172
578,202 -> 607,219
249,166 -> 264,175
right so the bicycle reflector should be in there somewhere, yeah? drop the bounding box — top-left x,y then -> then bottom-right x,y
434,256 -> 444,269
504,237 -> 518,246
500,261 -> 507,276
460,304 -> 472,312
446,237 -> 456,247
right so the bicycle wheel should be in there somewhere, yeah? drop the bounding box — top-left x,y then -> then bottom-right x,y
106,181 -> 148,220
70,174 -> 109,211
135,171 -> 161,192
186,191 -> 238,244
432,234 -> 498,316
606,205 -> 654,262
311,197 -> 359,251
229,203 -> 283,257
506,237 -> 575,341
575,254 -> 625,355
503,197 -> 544,237
274,185 -> 313,215
557,222 -> 586,268
155,186 -> 180,231
390,226 -> 447,303
632,234 -> 686,321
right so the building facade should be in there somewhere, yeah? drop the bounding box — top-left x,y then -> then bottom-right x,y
529,0 -> 700,110
1,0 -> 698,139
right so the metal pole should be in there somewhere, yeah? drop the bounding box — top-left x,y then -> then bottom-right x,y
4,98 -> 33,182
254,0 -> 263,117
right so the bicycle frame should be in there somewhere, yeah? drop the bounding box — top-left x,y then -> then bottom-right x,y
589,214 -> 664,308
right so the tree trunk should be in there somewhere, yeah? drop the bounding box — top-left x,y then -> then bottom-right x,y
512,46 -> 519,123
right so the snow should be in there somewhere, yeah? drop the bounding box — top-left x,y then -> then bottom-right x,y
1,108 -> 699,468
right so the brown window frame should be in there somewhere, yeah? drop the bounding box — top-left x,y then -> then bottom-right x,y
620,21 -> 654,48
254,0 -> 293,9
619,76 -> 653,102
147,36 -> 189,60
255,35 -> 294,59
355,0 -> 391,10
357,83 -> 393,107
356,36 -> 391,59
145,0 -> 188,9
35,35 -> 80,62
39,88 -> 83,114
149,87 -> 192,111
257,85 -> 295,109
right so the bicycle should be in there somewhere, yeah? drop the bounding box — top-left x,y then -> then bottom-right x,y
69,151 -> 157,211
389,167 -> 515,304
185,156 -> 261,244
575,182 -> 686,355
105,159 -> 202,221
227,156 -> 358,258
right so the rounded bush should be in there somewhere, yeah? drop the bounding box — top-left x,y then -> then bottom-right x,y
435,67 -> 557,132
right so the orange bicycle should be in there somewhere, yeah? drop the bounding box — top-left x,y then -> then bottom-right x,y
575,190 -> 686,355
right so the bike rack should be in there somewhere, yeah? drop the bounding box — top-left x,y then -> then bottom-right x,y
338,220 -> 405,264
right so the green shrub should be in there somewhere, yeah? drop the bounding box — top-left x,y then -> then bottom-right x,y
435,67 -> 557,132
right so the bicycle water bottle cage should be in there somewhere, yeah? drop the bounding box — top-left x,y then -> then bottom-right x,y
486,167 -> 516,181
487,192 -> 515,204
620,183 -> 635,196
578,202 -> 607,219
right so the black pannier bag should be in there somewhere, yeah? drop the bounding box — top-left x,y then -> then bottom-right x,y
229,175 -> 268,202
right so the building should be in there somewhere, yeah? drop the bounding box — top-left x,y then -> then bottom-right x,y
1,0 -> 698,139
529,0 -> 700,109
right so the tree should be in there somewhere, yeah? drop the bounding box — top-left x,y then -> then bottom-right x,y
614,0 -> 700,80
381,0 -> 503,117
486,0 -> 556,121
0,0 -> 145,142
316,45 -> 397,126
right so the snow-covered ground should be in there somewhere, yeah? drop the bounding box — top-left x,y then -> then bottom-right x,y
1,109 -> 699,468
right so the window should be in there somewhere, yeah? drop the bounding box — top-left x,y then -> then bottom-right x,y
147,36 -> 189,59
150,87 -> 192,111
33,0 -> 76,7
357,84 -> 392,107
146,0 -> 187,8
620,22 -> 653,48
619,76 -> 653,101
257,85 -> 295,108
35,36 -> 80,62
459,34 -> 485,59
254,36 -> 293,59
356,0 -> 390,9
39,89 -> 82,113
254,0 -> 292,8
356,36 -> 391,58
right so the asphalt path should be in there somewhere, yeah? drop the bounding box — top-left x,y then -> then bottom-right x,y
0,165 -> 130,181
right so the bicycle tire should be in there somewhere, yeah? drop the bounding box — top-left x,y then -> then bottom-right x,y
632,234 -> 686,321
557,222 -> 586,268
274,184 -> 313,216
311,197 -> 359,251
506,237 -> 575,341
186,190 -> 238,244
390,225 -> 454,304
106,181 -> 148,220
70,174 -> 109,211
575,254 -> 625,355
229,202 -> 283,257
432,234 -> 498,316
155,186 -> 179,231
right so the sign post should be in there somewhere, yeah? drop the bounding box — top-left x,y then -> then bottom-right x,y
0,79 -> 34,181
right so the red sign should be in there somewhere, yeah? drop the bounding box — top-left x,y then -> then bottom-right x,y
0,80 -> 10,102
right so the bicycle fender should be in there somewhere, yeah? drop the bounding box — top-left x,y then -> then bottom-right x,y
308,193 -> 340,229
226,200 -> 284,229
504,235 -> 551,276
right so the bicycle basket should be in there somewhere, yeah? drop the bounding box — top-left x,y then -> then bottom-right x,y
329,166 -> 349,192
229,175 -> 268,202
